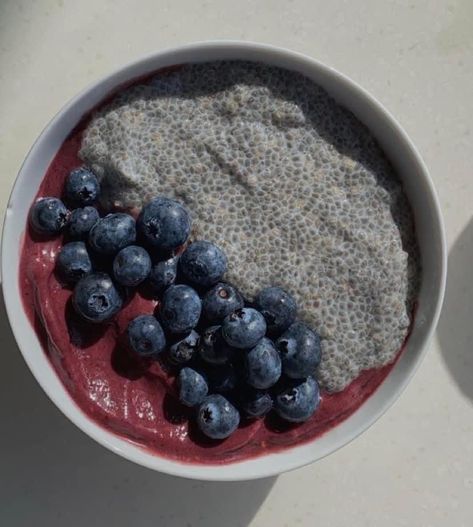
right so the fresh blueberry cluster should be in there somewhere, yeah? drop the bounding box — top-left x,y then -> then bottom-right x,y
30,166 -> 322,440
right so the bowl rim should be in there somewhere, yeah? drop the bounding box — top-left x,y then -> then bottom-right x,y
1,40 -> 447,481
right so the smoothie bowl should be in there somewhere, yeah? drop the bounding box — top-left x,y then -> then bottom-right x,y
1,42 -> 446,481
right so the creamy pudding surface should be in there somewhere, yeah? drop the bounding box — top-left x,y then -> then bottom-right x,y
81,61 -> 419,392
19,61 -> 421,464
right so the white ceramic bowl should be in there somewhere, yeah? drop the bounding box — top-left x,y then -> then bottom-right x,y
1,41 -> 446,481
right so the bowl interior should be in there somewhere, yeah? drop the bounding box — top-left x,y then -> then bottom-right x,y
1,41 -> 446,481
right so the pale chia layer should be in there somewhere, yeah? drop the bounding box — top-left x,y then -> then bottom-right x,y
80,61 -> 420,392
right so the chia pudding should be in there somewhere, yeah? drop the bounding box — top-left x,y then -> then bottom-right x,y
19,61 -> 420,464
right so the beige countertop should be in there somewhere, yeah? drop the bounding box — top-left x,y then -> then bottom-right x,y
1,1 -> 472,525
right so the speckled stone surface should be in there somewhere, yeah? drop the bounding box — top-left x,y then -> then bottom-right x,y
1,1 -> 472,526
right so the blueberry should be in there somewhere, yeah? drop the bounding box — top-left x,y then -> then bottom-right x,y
241,390 -> 273,418
254,286 -> 297,335
160,284 -> 202,334
179,241 -> 227,288
199,325 -> 235,365
197,394 -> 240,440
207,364 -> 237,394
72,272 -> 122,323
30,197 -> 69,235
127,314 -> 166,357
276,322 -> 322,379
274,377 -> 320,423
88,213 -> 136,255
56,241 -> 92,284
113,245 -> 151,287
65,167 -> 100,206
202,283 -> 244,322
245,337 -> 282,389
68,206 -> 99,239
178,367 -> 208,407
221,308 -> 266,349
148,256 -> 178,294
137,197 -> 191,250
168,330 -> 200,365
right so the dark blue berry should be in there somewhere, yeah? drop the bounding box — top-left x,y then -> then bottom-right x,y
168,330 -> 200,365
88,213 -> 136,255
199,325 -> 235,365
245,337 -> 282,389
56,241 -> 92,284
221,308 -> 266,349
276,322 -> 321,379
65,167 -> 100,206
30,197 -> 69,235
113,245 -> 151,287
254,286 -> 297,335
241,390 -> 273,418
148,256 -> 178,294
178,367 -> 208,407
207,364 -> 238,394
179,241 -> 227,288
127,314 -> 166,357
274,377 -> 320,423
197,394 -> 240,439
202,282 -> 243,322
160,284 -> 202,334
68,206 -> 99,239
137,197 -> 191,250
72,272 -> 122,323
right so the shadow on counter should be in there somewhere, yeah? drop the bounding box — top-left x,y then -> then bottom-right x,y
0,292 -> 275,527
437,217 -> 473,403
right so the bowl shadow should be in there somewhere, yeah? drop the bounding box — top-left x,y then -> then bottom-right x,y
437,217 -> 473,403
0,290 -> 276,526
